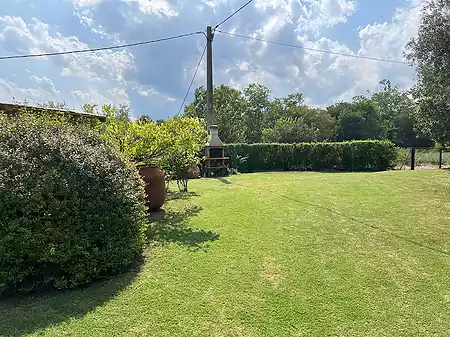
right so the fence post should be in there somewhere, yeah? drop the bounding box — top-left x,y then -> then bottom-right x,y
439,148 -> 443,169
410,147 -> 415,171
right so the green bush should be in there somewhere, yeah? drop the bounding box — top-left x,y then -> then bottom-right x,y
226,140 -> 397,173
0,113 -> 147,295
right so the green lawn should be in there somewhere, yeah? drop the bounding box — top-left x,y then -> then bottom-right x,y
2,171 -> 450,336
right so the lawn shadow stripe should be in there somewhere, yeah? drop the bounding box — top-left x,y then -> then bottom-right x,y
147,205 -> 220,251
166,191 -> 201,201
0,264 -> 142,336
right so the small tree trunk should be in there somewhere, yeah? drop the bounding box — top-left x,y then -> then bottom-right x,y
177,179 -> 189,192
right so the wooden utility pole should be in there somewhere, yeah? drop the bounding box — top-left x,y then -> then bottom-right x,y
206,26 -> 214,130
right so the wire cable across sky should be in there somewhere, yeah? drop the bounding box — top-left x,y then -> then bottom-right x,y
213,0 -> 254,30
177,44 -> 207,115
216,30 -> 410,65
0,31 -> 204,60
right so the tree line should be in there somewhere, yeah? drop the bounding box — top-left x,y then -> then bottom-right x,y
182,80 -> 432,147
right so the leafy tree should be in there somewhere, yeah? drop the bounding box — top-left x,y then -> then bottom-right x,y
101,104 -> 135,155
101,106 -> 207,192
329,99 -> 381,141
370,80 -> 432,146
117,104 -> 131,121
406,0 -> 450,145
39,100 -> 70,110
298,107 -> 335,141
243,83 -> 271,143
282,93 -> 304,108
265,93 -> 304,129
184,85 -> 246,143
160,117 -> 208,191
184,85 -> 207,121
82,103 -> 98,115
262,117 -> 316,143
262,106 -> 335,143
137,114 -> 152,124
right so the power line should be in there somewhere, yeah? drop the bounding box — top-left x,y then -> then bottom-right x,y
0,31 -> 204,60
213,0 -> 254,30
216,30 -> 409,65
177,44 -> 207,115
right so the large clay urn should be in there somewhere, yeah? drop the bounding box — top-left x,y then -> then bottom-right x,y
138,164 -> 166,211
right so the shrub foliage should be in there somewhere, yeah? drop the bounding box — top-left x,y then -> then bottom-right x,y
101,105 -> 208,192
0,113 -> 147,295
226,140 -> 397,173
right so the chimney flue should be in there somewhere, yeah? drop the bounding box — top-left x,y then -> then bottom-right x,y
207,125 -> 223,147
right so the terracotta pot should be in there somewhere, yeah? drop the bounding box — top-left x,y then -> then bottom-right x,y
138,165 -> 166,211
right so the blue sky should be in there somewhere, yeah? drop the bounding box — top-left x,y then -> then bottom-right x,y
0,0 -> 424,119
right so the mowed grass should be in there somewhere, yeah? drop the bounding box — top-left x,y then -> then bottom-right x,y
1,171 -> 450,336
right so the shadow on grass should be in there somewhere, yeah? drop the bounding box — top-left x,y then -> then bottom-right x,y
216,177 -> 232,185
166,191 -> 201,201
147,205 -> 219,251
0,197 -> 217,335
0,264 -> 141,337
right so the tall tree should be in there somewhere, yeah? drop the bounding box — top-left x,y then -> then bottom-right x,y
329,99 -> 381,141
265,93 -> 304,128
370,80 -> 432,146
262,106 -> 335,143
406,0 -> 450,145
243,83 -> 271,143
184,85 -> 247,143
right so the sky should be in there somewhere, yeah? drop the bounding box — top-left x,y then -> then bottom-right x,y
0,0 -> 424,119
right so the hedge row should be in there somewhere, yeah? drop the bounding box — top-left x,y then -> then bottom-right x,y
226,140 -> 397,173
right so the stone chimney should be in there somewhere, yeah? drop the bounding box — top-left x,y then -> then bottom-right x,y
207,125 -> 223,147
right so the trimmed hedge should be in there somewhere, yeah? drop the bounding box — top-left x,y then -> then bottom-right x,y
0,113 -> 147,295
226,140 -> 397,173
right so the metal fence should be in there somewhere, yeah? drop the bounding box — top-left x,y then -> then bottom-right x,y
397,147 -> 450,170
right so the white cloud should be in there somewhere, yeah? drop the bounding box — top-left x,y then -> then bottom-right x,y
61,68 -> 72,76
254,0 -> 357,38
72,0 -> 103,7
0,16 -> 134,84
0,15 -> 134,108
296,0 -> 357,35
136,85 -> 176,101
124,0 -> 178,17
29,75 -> 60,96
330,0 -> 424,101
255,0 -> 288,12
0,79 -> 43,102
71,89 -> 92,103
217,0 -> 423,106
71,86 -> 129,106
